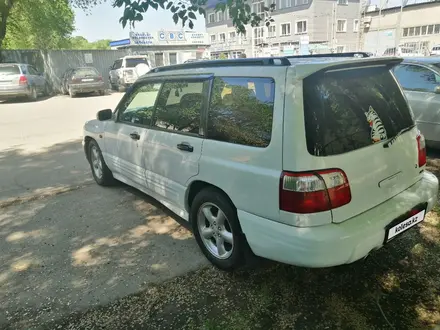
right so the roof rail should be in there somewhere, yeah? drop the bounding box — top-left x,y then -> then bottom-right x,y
286,52 -> 371,58
148,57 -> 291,74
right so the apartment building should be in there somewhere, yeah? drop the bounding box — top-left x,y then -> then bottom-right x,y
361,1 -> 440,55
205,0 -> 361,58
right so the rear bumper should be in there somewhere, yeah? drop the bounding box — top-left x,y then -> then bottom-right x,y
70,82 -> 105,93
0,85 -> 30,99
239,171 -> 439,268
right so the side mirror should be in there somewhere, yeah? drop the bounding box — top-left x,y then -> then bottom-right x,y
97,109 -> 113,121
435,86 -> 440,94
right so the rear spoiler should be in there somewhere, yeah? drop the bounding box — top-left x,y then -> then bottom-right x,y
293,57 -> 403,79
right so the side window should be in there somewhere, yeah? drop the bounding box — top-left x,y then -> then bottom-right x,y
153,80 -> 205,134
118,82 -> 162,126
113,60 -> 122,70
28,66 -> 38,75
208,77 -> 275,148
394,64 -> 440,92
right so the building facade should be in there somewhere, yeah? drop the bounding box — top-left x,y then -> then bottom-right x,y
109,30 -> 210,66
205,0 -> 361,58
361,1 -> 440,56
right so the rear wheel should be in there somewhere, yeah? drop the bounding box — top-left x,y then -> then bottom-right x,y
98,90 -> 105,96
88,140 -> 114,186
27,87 -> 37,101
43,83 -> 50,96
191,187 -> 249,271
68,86 -> 76,98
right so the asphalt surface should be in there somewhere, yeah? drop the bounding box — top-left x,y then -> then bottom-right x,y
0,94 -> 207,329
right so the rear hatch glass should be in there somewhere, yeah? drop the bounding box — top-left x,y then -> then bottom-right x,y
302,64 -> 421,223
73,68 -> 99,77
0,65 -> 21,84
125,58 -> 149,68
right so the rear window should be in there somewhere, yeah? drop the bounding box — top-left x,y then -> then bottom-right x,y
0,65 -> 20,75
303,66 -> 414,156
125,58 -> 149,68
73,68 -> 99,76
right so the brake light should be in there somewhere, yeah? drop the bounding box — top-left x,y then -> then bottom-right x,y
280,169 -> 351,214
19,75 -> 28,85
417,133 -> 426,167
98,75 -> 103,81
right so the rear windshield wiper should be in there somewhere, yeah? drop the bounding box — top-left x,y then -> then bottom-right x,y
383,124 -> 416,148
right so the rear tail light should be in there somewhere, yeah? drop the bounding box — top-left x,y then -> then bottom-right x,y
19,75 -> 28,85
280,169 -> 351,214
98,75 -> 103,81
417,132 -> 426,167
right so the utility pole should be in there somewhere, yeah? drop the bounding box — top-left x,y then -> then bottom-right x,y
395,0 -> 408,49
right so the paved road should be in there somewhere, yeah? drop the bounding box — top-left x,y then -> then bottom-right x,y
0,94 -> 207,329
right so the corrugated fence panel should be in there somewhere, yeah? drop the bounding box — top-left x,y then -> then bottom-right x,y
1,49 -> 132,92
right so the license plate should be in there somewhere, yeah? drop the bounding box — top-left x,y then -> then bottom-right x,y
386,209 -> 425,241
82,78 -> 94,82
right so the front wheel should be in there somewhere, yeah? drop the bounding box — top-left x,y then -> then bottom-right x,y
88,140 -> 114,186
68,86 -> 76,98
191,187 -> 249,271
27,86 -> 37,101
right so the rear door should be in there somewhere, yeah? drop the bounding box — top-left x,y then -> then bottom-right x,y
142,76 -> 209,209
393,63 -> 440,143
0,64 -> 22,88
285,60 -> 422,223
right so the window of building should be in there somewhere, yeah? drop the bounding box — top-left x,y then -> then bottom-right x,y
229,31 -> 236,40
336,45 -> 345,53
415,26 -> 421,35
408,27 -> 414,36
253,26 -> 265,46
153,81 -> 206,134
252,1 -> 265,19
219,33 -> 226,43
208,77 -> 275,147
435,24 -> 440,34
403,28 -> 409,37
118,83 -> 162,126
169,53 -> 177,65
393,64 -> 440,93
337,0 -> 348,4
353,19 -> 359,32
155,53 -> 164,67
281,23 -> 291,36
208,13 -> 215,23
218,11 -> 224,21
231,51 -> 243,58
210,35 -> 216,43
296,20 -> 307,34
268,25 -> 276,37
295,0 -> 308,5
421,25 -> 427,35
337,19 -> 347,32
428,25 -> 434,34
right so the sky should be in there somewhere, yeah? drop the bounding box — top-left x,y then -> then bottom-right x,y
73,3 -> 206,42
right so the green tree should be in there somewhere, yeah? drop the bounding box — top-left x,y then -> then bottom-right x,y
4,0 -> 74,49
113,0 -> 276,34
66,36 -> 111,49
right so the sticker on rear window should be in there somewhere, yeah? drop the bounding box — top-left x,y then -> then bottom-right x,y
365,106 -> 388,143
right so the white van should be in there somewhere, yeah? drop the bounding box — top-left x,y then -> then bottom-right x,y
83,56 -> 438,270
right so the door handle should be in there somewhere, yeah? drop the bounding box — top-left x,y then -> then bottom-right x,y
129,132 -> 140,140
177,142 -> 194,152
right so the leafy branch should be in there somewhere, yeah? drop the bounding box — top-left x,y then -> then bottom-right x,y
113,0 -> 276,34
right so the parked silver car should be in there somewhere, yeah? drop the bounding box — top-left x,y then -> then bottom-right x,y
0,63 -> 48,101
392,57 -> 440,147
109,55 -> 152,92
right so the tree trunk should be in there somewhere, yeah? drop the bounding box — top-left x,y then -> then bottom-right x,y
0,0 -> 15,62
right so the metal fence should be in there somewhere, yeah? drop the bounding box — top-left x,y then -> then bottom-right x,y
1,49 -> 141,92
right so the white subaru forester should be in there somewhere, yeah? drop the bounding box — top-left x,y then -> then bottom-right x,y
83,54 -> 439,270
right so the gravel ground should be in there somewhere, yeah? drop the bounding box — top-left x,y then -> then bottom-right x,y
25,158 -> 440,330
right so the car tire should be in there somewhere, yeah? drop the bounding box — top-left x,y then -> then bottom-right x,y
88,140 -> 114,186
190,187 -> 250,271
68,86 -> 76,98
98,90 -> 105,96
27,86 -> 37,101
43,83 -> 50,96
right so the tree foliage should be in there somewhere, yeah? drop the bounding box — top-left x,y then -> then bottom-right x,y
113,0 -> 276,34
66,36 -> 112,50
4,0 -> 74,50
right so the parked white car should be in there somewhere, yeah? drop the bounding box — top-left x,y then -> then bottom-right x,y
430,45 -> 440,56
383,47 -> 423,57
83,56 -> 438,270
109,55 -> 152,92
